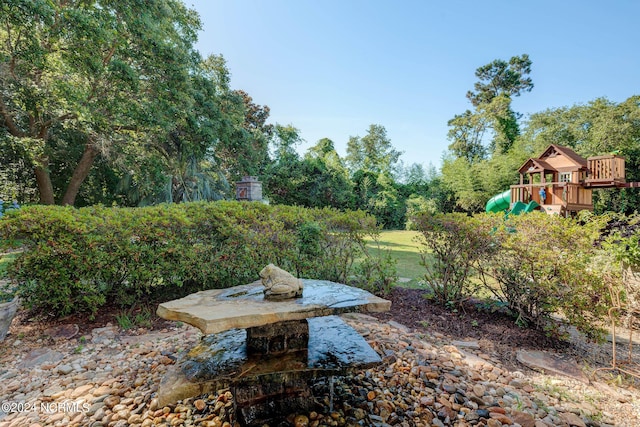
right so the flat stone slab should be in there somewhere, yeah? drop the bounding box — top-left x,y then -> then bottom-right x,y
17,349 -> 64,369
44,324 -> 79,341
157,280 -> 391,334
516,349 -> 589,383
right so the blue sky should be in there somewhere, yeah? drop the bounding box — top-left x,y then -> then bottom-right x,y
184,0 -> 639,169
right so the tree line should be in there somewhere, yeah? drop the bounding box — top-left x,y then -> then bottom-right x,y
2,2 -> 639,228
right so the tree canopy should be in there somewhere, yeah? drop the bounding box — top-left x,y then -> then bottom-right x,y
346,124 -> 402,175
0,0 -> 222,205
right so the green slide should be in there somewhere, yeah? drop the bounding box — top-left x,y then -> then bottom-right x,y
486,190 -> 541,215
522,200 -> 540,213
509,201 -> 527,215
507,200 -> 539,216
485,190 -> 511,213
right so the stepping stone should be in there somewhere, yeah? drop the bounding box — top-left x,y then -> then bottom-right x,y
516,349 -> 588,383
17,348 -> 64,369
452,340 -> 480,349
44,324 -> 79,340
91,326 -> 118,343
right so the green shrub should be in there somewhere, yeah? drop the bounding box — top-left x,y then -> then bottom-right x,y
412,212 -> 498,306
477,212 -> 609,340
0,201 -> 383,318
352,235 -> 398,296
405,195 -> 438,231
413,211 -> 610,340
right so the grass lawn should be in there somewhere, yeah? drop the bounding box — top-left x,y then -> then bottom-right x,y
365,230 -> 426,287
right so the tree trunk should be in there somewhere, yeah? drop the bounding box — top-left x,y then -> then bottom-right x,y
61,143 -> 100,206
34,164 -> 55,205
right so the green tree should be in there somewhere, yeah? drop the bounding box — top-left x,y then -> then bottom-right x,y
444,55 -> 534,211
307,138 -> 338,159
448,54 -> 533,158
303,139 -> 353,208
110,54 -> 240,206
466,54 -> 534,107
441,156 -> 487,212
346,124 -> 402,174
0,131 -> 38,203
446,110 -> 488,163
397,162 -> 457,219
263,124 -> 304,204
215,89 -> 272,181
264,134 -> 354,209
352,169 -> 405,228
0,0 -> 204,205
423,165 -> 457,214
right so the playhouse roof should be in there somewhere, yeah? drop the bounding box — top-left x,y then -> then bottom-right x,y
540,144 -> 588,168
518,144 -> 588,175
518,158 -> 553,174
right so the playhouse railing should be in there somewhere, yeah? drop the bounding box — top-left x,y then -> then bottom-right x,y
511,182 -> 592,207
586,155 -> 626,186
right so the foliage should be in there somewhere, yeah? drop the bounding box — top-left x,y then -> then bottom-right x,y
0,135 -> 38,203
446,110 -> 488,163
598,214 -> 640,324
0,1 -> 254,207
215,89 -> 273,182
351,169 -> 407,229
412,212 -> 611,340
440,157 -> 488,212
353,235 -> 398,296
346,124 -> 402,175
0,202 -> 383,317
448,54 -> 534,161
364,230 -> 423,283
404,195 -> 438,230
476,213 -> 609,340
443,55 -> 534,212
466,54 -> 534,108
412,213 -> 498,306
264,137 -> 354,209
603,215 -> 640,268
115,306 -> 153,330
0,0 -> 205,205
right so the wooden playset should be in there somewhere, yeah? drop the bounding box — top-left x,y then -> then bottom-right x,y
486,144 -> 638,216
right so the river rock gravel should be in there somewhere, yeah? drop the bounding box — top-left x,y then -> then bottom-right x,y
1,313 -> 639,427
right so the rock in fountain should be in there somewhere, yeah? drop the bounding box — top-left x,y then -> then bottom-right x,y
157,266 -> 391,426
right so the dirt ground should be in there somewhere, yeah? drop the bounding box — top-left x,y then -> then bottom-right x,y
372,287 -> 573,369
372,286 -> 640,383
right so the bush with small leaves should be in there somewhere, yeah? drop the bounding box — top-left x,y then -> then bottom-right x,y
412,212 -> 498,306
0,202 -> 383,318
477,212 -> 609,340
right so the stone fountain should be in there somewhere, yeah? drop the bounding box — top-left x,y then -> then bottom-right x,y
156,264 -> 391,426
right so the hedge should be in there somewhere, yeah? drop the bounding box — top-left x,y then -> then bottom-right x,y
0,201 -> 380,318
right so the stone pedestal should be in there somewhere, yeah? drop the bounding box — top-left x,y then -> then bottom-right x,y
157,316 -> 382,409
232,373 -> 317,426
156,280 -> 391,426
246,319 -> 309,355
